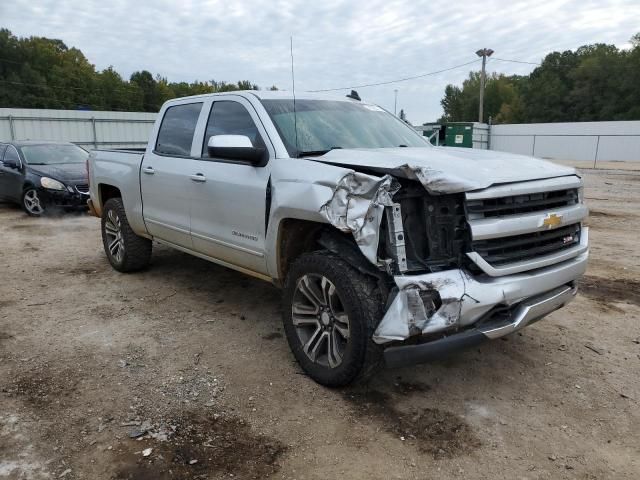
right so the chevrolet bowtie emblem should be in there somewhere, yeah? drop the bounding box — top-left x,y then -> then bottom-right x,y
543,213 -> 563,229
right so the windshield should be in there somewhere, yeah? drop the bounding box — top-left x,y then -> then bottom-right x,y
21,144 -> 88,165
260,99 -> 429,157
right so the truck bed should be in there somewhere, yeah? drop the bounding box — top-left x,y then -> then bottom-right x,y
88,149 -> 146,232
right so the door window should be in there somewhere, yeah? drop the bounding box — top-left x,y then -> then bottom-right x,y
3,146 -> 20,166
202,101 -> 265,157
155,103 -> 203,156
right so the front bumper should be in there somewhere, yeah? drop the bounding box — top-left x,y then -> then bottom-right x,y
39,188 -> 89,208
374,230 -> 588,365
384,284 -> 577,368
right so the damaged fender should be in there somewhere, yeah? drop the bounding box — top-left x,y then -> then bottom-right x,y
319,171 -> 399,264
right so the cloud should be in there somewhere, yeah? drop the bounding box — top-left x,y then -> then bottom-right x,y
2,0 -> 638,122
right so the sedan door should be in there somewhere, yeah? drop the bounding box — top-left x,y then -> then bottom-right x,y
0,145 -> 25,202
140,102 -> 204,248
188,99 -> 271,275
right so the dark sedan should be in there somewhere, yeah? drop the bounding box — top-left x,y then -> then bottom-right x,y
0,141 -> 90,216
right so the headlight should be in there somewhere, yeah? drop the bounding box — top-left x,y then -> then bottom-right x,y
40,177 -> 65,190
578,186 -> 584,203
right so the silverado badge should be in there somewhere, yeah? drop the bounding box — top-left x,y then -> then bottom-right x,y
543,213 -> 563,229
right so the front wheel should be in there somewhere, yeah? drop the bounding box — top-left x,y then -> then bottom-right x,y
282,251 -> 384,387
101,198 -> 152,272
22,188 -> 45,216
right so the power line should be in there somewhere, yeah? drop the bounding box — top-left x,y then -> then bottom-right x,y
490,57 -> 541,66
306,59 -> 481,92
0,89 -> 160,112
488,56 -> 640,71
0,78 -> 117,92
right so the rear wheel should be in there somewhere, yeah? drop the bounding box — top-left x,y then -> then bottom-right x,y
22,188 -> 45,216
282,251 -> 384,387
101,198 -> 152,272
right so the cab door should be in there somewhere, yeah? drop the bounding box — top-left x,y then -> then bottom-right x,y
140,102 -> 204,248
188,98 -> 271,275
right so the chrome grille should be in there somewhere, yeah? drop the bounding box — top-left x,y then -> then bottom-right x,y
466,188 -> 579,219
75,184 -> 89,194
471,224 -> 581,266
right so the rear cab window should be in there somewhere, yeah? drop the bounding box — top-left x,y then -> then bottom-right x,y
155,103 -> 203,156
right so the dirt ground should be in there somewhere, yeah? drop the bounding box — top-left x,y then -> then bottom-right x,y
1,165 -> 639,480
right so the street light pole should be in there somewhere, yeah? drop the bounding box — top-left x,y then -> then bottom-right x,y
394,89 -> 398,116
476,48 -> 494,123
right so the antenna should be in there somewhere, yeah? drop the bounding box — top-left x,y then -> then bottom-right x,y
290,36 -> 299,155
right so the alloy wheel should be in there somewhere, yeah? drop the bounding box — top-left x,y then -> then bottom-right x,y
24,189 -> 44,215
291,274 -> 351,368
104,209 -> 125,263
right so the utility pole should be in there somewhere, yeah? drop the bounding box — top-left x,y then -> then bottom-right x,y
394,89 -> 398,116
475,48 -> 494,123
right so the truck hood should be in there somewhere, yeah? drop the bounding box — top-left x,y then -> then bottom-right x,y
27,163 -> 88,185
311,147 -> 577,194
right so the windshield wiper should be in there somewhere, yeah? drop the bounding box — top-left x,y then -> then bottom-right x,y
297,146 -> 342,158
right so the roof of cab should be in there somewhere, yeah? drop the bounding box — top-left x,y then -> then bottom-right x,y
163,90 -> 358,105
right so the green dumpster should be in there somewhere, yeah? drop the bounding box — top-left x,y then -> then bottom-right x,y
445,122 -> 474,148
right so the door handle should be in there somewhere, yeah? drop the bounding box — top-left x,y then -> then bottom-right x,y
143,166 -> 155,174
190,173 -> 206,182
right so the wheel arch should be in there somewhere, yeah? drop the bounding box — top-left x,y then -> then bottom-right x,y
98,183 -> 122,207
274,218 -> 325,287
273,218 -> 383,288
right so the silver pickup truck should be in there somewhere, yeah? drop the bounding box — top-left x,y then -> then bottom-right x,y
88,91 -> 589,386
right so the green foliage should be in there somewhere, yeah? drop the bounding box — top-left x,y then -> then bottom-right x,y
439,34 -> 640,123
0,29 -> 273,112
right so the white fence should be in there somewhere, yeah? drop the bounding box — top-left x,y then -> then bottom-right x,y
0,108 -> 157,149
490,121 -> 640,163
3,109 -> 639,164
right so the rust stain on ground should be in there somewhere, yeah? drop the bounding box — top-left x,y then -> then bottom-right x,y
112,411 -> 286,480
343,387 -> 480,457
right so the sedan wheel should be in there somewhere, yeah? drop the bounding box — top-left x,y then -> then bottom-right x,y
23,189 -> 45,216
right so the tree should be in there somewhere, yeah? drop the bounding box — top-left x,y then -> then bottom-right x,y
439,34 -> 640,123
440,72 -> 524,123
0,28 -> 268,111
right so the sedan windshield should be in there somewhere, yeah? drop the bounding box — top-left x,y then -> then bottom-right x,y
21,144 -> 88,165
260,99 -> 429,157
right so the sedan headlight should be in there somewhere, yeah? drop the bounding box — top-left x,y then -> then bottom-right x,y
40,177 -> 65,190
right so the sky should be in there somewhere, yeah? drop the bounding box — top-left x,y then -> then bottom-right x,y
2,0 -> 639,123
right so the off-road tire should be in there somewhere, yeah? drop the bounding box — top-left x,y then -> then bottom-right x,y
282,251 -> 385,387
101,198 -> 152,272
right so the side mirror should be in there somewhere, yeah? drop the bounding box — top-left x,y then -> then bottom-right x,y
2,159 -> 19,169
207,135 -> 267,167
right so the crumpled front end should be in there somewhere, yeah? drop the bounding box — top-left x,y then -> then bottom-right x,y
318,164 -> 589,349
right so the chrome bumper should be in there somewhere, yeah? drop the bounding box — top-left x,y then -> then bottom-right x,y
373,242 -> 588,344
384,284 -> 577,368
